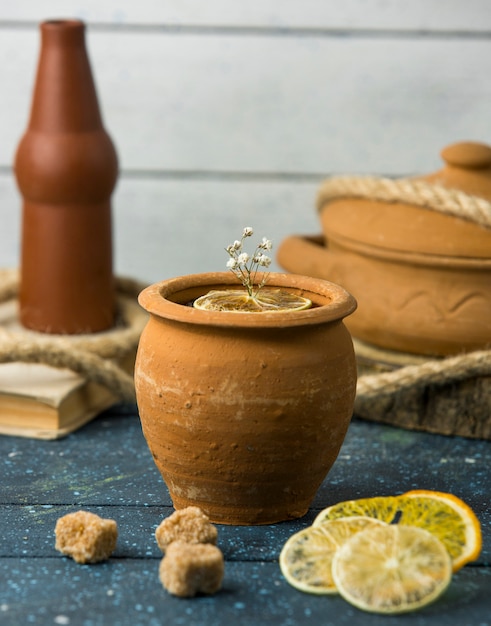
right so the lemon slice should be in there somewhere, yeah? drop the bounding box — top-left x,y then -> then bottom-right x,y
313,490 -> 482,572
193,289 -> 312,312
332,525 -> 452,614
279,516 -> 387,594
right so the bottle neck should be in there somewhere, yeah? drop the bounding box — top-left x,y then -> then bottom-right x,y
28,20 -> 104,133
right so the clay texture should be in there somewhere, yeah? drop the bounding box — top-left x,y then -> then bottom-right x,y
135,272 -> 357,525
278,142 -> 491,357
15,20 -> 118,334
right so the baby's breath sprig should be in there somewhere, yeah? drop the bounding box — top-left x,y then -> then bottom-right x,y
226,227 -> 273,298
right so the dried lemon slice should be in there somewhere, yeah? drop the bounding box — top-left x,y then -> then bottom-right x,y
279,516 -> 387,594
313,490 -> 482,572
193,289 -> 312,312
332,525 -> 452,614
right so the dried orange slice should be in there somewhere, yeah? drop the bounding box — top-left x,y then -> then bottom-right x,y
332,524 -> 452,614
314,490 -> 482,572
193,288 -> 312,312
314,495 -> 400,526
401,490 -> 482,571
279,516 -> 387,594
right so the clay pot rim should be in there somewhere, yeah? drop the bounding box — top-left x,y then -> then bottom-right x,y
138,272 -> 357,328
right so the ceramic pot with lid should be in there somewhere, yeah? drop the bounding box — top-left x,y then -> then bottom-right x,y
277,142 -> 491,357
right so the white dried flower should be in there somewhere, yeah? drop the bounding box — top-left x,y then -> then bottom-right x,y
257,254 -> 272,267
225,227 -> 273,297
237,252 -> 249,264
259,238 -> 273,251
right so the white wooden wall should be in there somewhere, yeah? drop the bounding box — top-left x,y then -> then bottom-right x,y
1,1 -> 490,284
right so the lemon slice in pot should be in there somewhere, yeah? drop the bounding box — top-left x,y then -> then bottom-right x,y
193,288 -> 312,312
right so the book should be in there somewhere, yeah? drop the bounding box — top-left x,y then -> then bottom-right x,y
0,299 -> 137,440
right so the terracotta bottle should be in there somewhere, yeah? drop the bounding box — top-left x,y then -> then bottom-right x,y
15,19 -> 118,334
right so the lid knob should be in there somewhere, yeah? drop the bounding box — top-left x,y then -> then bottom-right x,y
441,141 -> 491,170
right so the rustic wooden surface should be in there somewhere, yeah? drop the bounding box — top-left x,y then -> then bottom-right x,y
356,373 -> 491,441
354,340 -> 491,441
1,405 -> 489,625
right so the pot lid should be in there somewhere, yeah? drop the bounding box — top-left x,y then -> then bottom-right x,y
318,141 -> 491,259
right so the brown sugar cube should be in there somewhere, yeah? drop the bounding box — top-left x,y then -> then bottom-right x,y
55,510 -> 118,564
155,506 -> 218,553
159,541 -> 224,597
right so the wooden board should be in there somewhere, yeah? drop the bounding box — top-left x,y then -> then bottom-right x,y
1,29 -> 490,174
0,172 -> 321,284
354,340 -> 491,441
0,411 -> 489,625
1,3 -> 490,284
3,0 -> 491,29
0,559 -> 489,626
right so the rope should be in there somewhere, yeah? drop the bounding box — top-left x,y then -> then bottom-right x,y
0,270 -> 148,403
316,176 -> 491,420
356,349 -> 491,400
317,176 -> 491,229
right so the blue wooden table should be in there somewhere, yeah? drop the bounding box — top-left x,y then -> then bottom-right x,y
1,405 -> 490,626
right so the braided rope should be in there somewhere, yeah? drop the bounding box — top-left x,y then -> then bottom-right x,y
0,270 -> 148,403
0,334 -> 137,401
317,176 -> 491,229
356,349 -> 491,401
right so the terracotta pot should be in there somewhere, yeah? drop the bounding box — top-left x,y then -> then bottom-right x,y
15,20 -> 118,334
135,272 -> 357,525
277,142 -> 491,357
